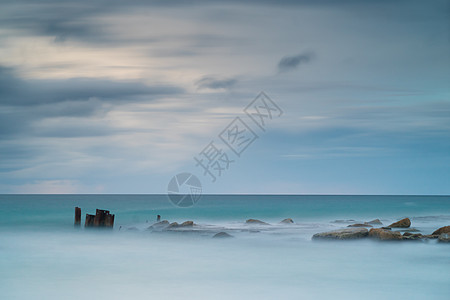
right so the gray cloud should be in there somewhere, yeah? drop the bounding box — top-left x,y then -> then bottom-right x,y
196,76 -> 238,90
278,52 -> 314,72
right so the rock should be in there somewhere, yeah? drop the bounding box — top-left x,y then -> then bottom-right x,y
147,220 -> 169,230
381,227 -> 392,230
280,218 -> 294,224
213,232 -> 233,238
167,222 -> 179,228
432,226 -> 450,235
246,219 -> 269,225
401,228 -> 420,233
438,233 -> 450,243
180,221 -> 195,227
365,219 -> 383,225
348,223 -> 373,228
402,233 -> 423,241
331,219 -> 356,224
422,234 -> 439,239
369,228 -> 402,240
312,228 -> 369,240
388,218 -> 411,228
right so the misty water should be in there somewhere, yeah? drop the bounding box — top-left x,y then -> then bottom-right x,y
1,195 -> 449,299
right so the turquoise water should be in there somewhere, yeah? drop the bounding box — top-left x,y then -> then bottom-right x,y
1,195 -> 449,300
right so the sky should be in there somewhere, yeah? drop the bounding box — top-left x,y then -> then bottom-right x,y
0,0 -> 449,194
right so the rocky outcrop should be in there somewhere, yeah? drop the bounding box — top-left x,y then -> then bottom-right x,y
388,218 -> 411,228
365,219 -> 383,225
422,234 -> 439,239
432,226 -> 450,235
147,220 -> 169,230
246,219 -> 269,225
438,233 -> 450,243
180,221 -> 194,227
312,228 -> 368,240
166,221 -> 195,229
369,228 -> 402,240
348,223 -> 372,228
280,218 -> 294,224
213,232 -> 233,238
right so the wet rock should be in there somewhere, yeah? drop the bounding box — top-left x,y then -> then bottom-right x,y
213,232 -> 233,238
422,234 -> 439,239
432,226 -> 450,235
365,219 -> 383,225
167,222 -> 179,228
147,220 -> 169,230
280,218 -> 294,224
348,223 -> 372,228
401,228 -> 420,233
312,228 -> 369,240
402,232 -> 423,241
331,219 -> 356,224
438,233 -> 450,243
388,218 -> 411,228
381,227 -> 392,230
180,221 -> 195,227
369,228 -> 402,240
246,219 -> 269,225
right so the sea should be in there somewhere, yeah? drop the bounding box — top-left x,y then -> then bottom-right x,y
0,194 -> 449,300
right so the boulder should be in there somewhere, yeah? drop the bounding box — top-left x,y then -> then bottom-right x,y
365,219 -> 383,225
402,233 -> 423,241
388,218 -> 411,228
147,220 -> 169,230
432,226 -> 450,235
280,218 -> 294,224
438,233 -> 450,243
167,222 -> 179,228
180,221 -> 195,227
369,228 -> 402,240
348,223 -> 372,228
312,228 -> 369,240
246,219 -> 269,225
213,232 -> 233,238
381,227 -> 392,230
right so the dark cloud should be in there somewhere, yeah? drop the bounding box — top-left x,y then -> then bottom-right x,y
0,66 -> 183,139
196,76 -> 238,90
0,66 -> 183,106
278,52 -> 314,73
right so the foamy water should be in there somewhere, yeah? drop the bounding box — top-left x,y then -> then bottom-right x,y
1,195 -> 449,299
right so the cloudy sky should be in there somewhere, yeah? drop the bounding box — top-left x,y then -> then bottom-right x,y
0,0 -> 449,194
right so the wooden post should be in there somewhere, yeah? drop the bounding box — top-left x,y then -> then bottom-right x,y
74,207 -> 81,226
85,214 -> 95,227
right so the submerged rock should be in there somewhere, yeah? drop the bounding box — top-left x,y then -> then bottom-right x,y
147,220 -> 169,230
213,232 -> 233,238
388,218 -> 411,228
312,228 -> 368,240
348,223 -> 373,228
365,219 -> 383,225
432,226 -> 450,235
280,218 -> 294,224
369,228 -> 402,240
246,219 -> 269,225
438,233 -> 450,243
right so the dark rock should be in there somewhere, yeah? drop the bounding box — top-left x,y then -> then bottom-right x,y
388,218 -> 411,228
432,226 -> 450,235
381,227 -> 392,230
369,228 -> 402,240
246,219 -> 269,225
331,219 -> 356,223
348,223 -> 373,228
213,232 -> 233,238
438,233 -> 450,243
365,219 -> 383,225
280,218 -> 294,224
312,228 -> 369,240
401,228 -> 420,233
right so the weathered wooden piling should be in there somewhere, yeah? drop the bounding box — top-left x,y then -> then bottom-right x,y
74,207 -> 81,226
85,214 -> 95,227
85,209 -> 115,228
